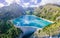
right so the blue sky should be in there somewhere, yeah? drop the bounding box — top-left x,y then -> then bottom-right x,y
0,0 -> 60,7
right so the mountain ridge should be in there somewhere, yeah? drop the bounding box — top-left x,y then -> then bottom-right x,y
0,3 -> 26,20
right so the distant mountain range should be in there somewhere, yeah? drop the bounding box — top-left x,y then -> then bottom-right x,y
0,2 -> 60,21
0,3 -> 26,20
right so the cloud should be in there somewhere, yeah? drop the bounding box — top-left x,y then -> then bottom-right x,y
31,0 -> 37,4
15,0 -> 21,4
5,0 -> 60,7
0,3 -> 4,8
5,0 -> 14,5
5,0 -> 41,7
40,0 -> 60,5
22,3 -> 29,7
31,0 -> 35,2
22,0 -> 40,7
5,0 -> 20,5
5,0 -> 40,7
21,0 -> 60,7
30,5 -> 39,7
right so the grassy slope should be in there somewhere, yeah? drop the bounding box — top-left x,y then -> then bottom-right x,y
34,4 -> 60,37
34,4 -> 60,21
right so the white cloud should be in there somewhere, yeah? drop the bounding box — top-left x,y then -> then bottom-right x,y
0,3 -> 4,8
5,0 -> 60,7
30,5 -> 39,7
5,0 -> 40,7
30,0 -> 37,4
5,0 -> 14,5
40,0 -> 60,5
22,0 -> 40,7
31,0 -> 35,2
34,0 -> 38,4
23,0 -> 60,7
5,0 -> 20,5
23,3 -> 30,7
15,0 -> 21,4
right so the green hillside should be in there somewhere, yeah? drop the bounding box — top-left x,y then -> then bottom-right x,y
0,3 -> 24,38
0,20 -> 22,38
34,4 -> 60,21
33,4 -> 60,37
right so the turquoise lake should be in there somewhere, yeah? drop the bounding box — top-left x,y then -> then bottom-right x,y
12,15 -> 52,28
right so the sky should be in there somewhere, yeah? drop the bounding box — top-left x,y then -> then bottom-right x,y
0,0 -> 60,8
